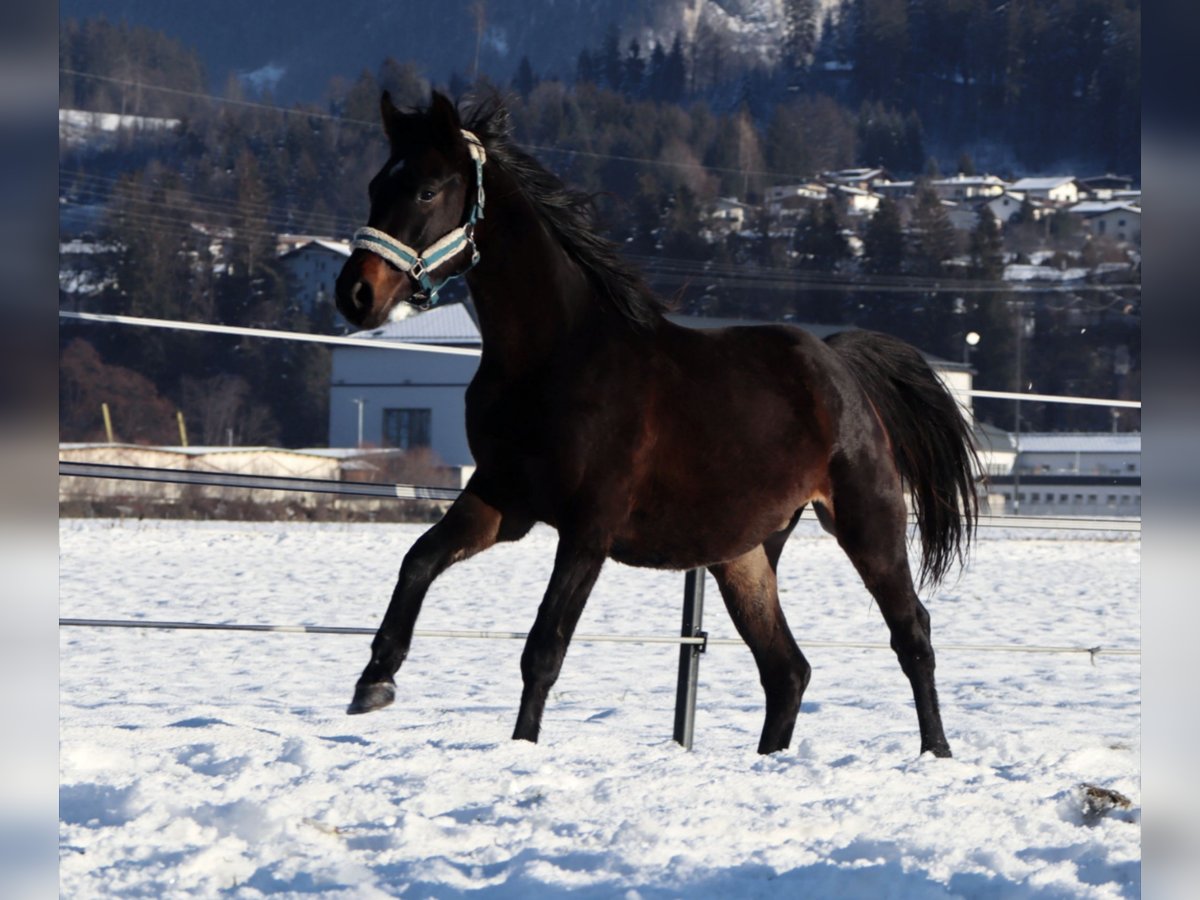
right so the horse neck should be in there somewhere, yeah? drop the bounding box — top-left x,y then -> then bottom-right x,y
465,166 -> 597,371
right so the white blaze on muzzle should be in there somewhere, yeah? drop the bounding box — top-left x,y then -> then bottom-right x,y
350,129 -> 486,309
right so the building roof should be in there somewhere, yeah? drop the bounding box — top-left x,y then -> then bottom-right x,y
352,302 -> 482,345
1076,173 -> 1134,188
931,174 -> 1008,187
1015,433 -> 1141,453
280,239 -> 350,260
1068,201 -> 1141,217
340,308 -> 968,370
1010,176 -> 1076,192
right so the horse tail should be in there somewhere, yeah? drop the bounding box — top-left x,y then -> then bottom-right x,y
825,329 -> 980,588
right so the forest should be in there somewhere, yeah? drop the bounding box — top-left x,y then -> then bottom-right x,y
58,2 -> 1141,448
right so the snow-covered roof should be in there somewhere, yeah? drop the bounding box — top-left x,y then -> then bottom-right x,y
932,174 -> 1008,187
1068,201 -> 1141,217
352,302 -> 481,345
1010,176 -> 1076,191
280,239 -> 350,259
1015,433 -> 1141,454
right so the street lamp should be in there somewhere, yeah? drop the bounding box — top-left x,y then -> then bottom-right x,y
964,330 -> 980,365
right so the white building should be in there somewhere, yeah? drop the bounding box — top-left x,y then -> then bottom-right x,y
929,174 -> 1008,202
1069,201 -> 1141,243
1009,176 -> 1080,206
764,184 -> 827,220
328,304 -> 482,467
986,432 -> 1141,516
983,191 -> 1045,226
278,239 -> 350,315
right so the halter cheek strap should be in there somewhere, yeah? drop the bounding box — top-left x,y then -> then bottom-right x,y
350,129 -> 486,310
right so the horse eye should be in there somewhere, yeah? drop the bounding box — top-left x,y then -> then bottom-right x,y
418,188 -> 436,202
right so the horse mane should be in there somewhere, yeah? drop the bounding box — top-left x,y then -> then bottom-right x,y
461,97 -> 670,332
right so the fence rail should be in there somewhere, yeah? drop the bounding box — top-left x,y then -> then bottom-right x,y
58,617 -> 1139,659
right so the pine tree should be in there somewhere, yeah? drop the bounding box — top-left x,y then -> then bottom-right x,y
514,56 -> 536,97
795,200 -> 849,271
863,196 -> 905,274
783,0 -> 819,68
968,208 -> 1005,280
908,184 -> 958,276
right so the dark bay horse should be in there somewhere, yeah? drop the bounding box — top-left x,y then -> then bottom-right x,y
334,91 -> 978,757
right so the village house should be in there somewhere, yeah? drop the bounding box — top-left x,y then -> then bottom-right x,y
828,184 -> 881,218
1009,176 -> 1080,206
1074,174 -> 1134,201
763,183 -> 827,221
1068,201 -> 1141,243
706,196 -> 754,234
928,174 -> 1008,202
277,239 -> 350,316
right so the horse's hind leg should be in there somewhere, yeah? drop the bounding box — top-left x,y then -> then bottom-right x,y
826,460 -> 952,757
710,545 -> 811,754
348,490 -> 530,715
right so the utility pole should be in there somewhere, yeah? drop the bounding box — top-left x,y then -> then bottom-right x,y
352,398 -> 366,449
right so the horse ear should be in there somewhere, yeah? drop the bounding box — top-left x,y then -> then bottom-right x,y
380,90 -> 408,146
428,91 -> 463,154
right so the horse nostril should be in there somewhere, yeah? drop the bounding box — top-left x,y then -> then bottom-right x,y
350,279 -> 372,312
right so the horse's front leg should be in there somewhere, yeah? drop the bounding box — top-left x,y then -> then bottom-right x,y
348,490 -> 528,714
512,538 -> 606,743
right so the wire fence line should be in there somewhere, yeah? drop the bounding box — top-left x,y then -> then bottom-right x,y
57,617 -> 1139,661
59,310 -> 1141,410
59,460 -> 1140,533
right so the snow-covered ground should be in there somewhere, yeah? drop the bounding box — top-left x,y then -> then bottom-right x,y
60,518 -> 1140,897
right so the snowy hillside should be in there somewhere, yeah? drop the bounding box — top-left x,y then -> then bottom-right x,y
60,518 -> 1140,896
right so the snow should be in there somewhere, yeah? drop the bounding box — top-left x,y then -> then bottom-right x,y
60,518 -> 1140,897
59,109 -> 181,149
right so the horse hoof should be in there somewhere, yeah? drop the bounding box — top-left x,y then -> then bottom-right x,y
925,743 -> 953,759
347,681 -> 395,715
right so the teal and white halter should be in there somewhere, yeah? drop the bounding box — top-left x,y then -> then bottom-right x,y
350,129 -> 486,309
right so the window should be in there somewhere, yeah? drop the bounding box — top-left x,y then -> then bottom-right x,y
382,408 -> 432,449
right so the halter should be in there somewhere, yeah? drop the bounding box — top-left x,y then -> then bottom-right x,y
350,129 -> 486,309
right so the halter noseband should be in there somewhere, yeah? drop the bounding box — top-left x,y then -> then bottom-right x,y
350,129 -> 486,310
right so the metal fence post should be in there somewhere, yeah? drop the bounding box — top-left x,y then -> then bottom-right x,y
673,568 -> 707,750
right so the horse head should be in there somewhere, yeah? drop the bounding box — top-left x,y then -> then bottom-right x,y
335,91 -> 484,329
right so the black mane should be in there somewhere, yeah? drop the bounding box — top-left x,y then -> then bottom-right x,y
462,98 -> 669,331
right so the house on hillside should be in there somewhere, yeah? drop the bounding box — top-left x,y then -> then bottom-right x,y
1075,174 -> 1134,201
1069,202 -> 1141,244
1009,176 -> 1080,206
822,167 -> 891,192
278,239 -> 350,316
327,305 -> 975,468
764,183 -> 827,221
929,174 -> 1008,202
707,197 -> 754,235
982,191 -> 1047,226
828,184 -> 881,218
